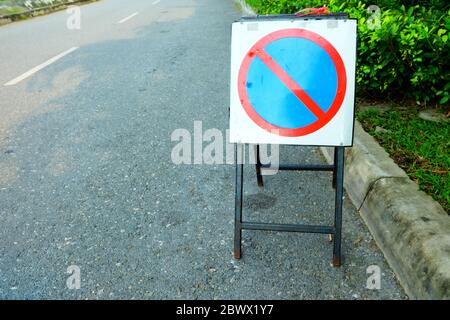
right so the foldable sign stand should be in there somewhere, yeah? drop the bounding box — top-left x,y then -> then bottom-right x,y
234,144 -> 345,266
229,14 -> 357,267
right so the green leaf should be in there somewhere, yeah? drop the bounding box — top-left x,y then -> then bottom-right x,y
437,29 -> 447,37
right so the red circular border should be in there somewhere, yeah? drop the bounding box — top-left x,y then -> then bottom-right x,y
238,29 -> 347,137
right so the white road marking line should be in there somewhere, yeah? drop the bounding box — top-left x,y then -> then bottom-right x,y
152,0 -> 161,4
4,47 -> 79,87
118,12 -> 139,24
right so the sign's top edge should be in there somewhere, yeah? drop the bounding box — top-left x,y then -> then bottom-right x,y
236,13 -> 354,22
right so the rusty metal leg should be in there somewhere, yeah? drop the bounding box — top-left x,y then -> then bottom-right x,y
332,146 -> 345,267
255,144 -> 264,187
332,147 -> 338,189
234,144 -> 244,259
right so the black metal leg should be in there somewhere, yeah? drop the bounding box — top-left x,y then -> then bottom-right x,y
234,144 -> 244,259
255,145 -> 264,187
233,143 -> 346,266
332,147 -> 338,189
332,146 -> 345,267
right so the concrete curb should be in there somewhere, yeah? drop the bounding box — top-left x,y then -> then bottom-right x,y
236,0 -> 256,16
321,121 -> 450,299
0,0 -> 97,25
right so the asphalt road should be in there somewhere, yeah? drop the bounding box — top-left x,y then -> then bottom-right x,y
0,0 -> 405,299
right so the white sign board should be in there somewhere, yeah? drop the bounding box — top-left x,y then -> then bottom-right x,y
229,16 -> 357,146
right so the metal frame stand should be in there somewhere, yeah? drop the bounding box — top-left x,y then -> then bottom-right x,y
233,144 -> 345,267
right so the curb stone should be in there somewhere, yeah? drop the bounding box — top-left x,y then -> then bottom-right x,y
321,121 -> 450,299
0,0 -> 97,25
236,0 -> 256,16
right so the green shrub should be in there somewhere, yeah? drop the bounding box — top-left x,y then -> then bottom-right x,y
245,0 -> 450,106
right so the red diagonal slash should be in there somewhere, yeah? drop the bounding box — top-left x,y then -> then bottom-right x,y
256,49 -> 326,119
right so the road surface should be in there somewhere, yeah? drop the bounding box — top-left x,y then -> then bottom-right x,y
0,0 -> 405,299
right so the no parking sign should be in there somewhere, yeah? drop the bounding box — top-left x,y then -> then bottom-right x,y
230,16 -> 357,146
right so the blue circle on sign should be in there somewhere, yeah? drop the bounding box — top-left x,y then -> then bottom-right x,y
246,37 -> 338,129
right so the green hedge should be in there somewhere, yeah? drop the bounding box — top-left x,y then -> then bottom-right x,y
246,0 -> 450,106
